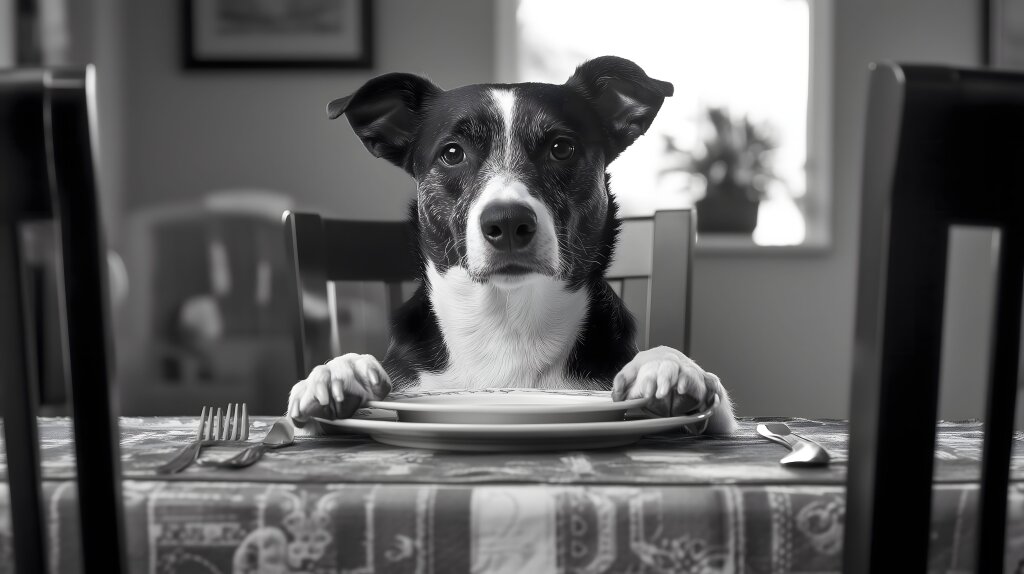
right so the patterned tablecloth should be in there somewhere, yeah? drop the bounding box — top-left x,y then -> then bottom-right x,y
0,416 -> 1022,573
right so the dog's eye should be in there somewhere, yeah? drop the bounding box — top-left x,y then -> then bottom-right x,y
550,137 -> 575,161
440,143 -> 465,166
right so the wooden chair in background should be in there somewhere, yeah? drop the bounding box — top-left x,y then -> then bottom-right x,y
283,212 -> 421,379
0,67 -> 126,573
608,211 -> 696,355
282,209 -> 696,379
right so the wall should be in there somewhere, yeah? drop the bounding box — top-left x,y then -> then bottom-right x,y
0,0 -> 13,66
110,0 -> 496,413
122,0 -> 494,218
691,0 -> 982,418
111,0 -> 984,419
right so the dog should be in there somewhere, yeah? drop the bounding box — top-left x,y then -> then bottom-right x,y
287,56 -> 737,435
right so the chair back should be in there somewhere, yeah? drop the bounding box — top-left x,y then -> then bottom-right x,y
848,62 -> 1024,573
0,67 -> 126,573
283,212 -> 420,377
284,209 -> 695,379
607,210 -> 696,354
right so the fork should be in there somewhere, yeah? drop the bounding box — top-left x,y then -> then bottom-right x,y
197,413 -> 293,470
155,403 -> 248,474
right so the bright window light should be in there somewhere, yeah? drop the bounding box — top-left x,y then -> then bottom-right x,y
515,0 -> 813,246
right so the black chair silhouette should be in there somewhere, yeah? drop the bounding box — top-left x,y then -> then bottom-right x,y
0,67 -> 126,573
847,62 -> 1024,573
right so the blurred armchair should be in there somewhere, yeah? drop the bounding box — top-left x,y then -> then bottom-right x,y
117,189 -> 296,415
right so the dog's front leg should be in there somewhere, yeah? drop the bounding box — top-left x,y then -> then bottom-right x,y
612,346 -> 737,434
286,353 -> 392,431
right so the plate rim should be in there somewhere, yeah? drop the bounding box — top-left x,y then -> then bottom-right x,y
315,401 -> 715,437
365,389 -> 649,414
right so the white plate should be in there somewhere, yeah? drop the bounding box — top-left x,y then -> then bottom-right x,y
315,400 -> 716,452
365,388 -> 649,424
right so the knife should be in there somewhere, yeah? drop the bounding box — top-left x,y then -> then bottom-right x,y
756,422 -> 831,466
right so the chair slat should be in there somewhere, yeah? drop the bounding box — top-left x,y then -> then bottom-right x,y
47,68 -> 128,573
327,280 -> 341,358
607,218 -> 654,278
0,70 -> 50,574
977,230 -> 1024,569
649,210 -> 695,355
0,224 -> 47,574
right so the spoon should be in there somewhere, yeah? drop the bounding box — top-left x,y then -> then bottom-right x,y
756,422 -> 831,466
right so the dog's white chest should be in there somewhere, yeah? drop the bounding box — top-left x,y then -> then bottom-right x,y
419,264 -> 589,390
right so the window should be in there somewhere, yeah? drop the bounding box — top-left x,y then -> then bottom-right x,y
496,0 -> 832,249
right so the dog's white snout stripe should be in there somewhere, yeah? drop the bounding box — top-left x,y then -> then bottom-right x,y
486,179 -> 529,203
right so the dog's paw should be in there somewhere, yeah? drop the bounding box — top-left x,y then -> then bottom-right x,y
612,346 -> 737,434
286,353 -> 391,424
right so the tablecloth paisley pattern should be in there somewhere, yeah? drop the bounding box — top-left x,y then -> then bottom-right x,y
0,417 -> 1021,573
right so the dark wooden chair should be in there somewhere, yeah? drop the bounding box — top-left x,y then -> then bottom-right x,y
282,209 -> 696,379
846,62 -> 1024,572
0,67 -> 126,573
283,212 -> 420,378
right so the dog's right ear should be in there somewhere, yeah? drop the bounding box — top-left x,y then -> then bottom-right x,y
327,73 -> 442,172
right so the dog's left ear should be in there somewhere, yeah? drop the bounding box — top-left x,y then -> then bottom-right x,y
565,56 -> 674,162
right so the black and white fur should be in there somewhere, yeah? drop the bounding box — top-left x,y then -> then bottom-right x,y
288,56 -> 737,434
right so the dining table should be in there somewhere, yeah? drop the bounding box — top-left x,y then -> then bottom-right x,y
0,415 -> 1022,574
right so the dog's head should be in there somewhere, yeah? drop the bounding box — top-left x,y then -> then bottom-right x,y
328,56 -> 672,290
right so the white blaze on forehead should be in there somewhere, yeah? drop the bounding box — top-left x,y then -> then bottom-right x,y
490,88 -> 517,170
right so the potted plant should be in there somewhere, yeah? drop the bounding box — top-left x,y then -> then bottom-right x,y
660,107 -> 779,234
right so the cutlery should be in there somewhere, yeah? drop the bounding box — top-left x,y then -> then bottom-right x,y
196,415 -> 294,469
156,403 -> 247,474
756,422 -> 831,466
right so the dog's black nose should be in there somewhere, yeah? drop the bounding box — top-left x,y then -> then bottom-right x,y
480,201 -> 537,251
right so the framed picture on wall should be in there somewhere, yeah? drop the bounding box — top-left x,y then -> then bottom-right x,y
183,0 -> 373,69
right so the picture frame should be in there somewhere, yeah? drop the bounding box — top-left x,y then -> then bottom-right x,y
183,0 -> 373,69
